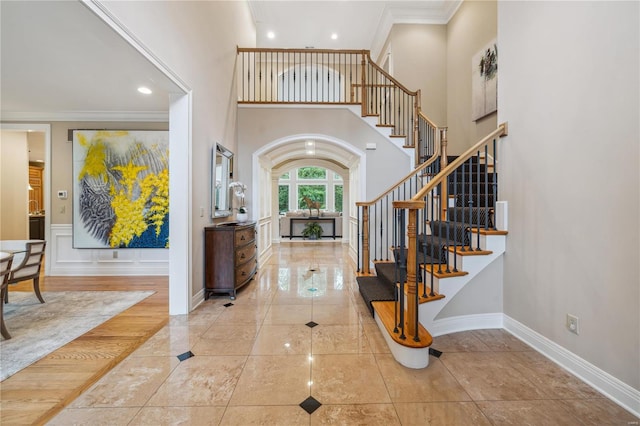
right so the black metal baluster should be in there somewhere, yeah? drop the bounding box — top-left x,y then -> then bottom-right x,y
452,169 -> 458,272
398,209 -> 406,340
493,138 -> 498,230
241,51 -> 245,101
462,161 -> 468,251
384,194 -> 391,260
357,206 -> 361,273
413,217 -> 420,343
258,52 -> 262,101
373,204 -> 378,261
429,187 -> 436,297
444,176 -> 451,273
392,208 -> 399,333
484,145 -> 489,231
476,151 -> 481,250
437,196 -> 444,274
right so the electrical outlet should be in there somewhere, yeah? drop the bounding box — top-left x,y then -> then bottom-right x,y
566,314 -> 579,335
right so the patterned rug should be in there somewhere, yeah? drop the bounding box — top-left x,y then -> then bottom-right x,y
0,290 -> 154,381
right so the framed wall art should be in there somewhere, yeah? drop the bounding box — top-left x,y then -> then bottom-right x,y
72,130 -> 169,249
472,39 -> 498,121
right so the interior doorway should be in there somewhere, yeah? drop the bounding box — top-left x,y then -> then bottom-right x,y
0,123 -> 51,271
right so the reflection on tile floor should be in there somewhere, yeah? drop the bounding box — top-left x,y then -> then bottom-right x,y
49,243 -> 639,425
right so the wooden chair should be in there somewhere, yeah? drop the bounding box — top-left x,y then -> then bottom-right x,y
0,252 -> 15,339
5,241 -> 46,304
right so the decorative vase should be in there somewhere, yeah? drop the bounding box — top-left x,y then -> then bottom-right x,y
237,212 -> 249,223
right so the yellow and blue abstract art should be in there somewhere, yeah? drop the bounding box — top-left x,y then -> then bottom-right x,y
72,130 -> 169,249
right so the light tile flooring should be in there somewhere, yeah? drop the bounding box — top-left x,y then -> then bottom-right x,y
49,243 -> 638,425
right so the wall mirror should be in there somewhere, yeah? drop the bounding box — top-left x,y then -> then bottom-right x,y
212,144 -> 234,218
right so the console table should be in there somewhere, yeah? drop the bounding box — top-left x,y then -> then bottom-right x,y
290,217 -> 336,240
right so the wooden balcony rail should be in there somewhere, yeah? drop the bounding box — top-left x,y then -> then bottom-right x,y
237,48 -> 436,164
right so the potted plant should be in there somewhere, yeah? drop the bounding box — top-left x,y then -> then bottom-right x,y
229,181 -> 248,222
301,221 -> 323,240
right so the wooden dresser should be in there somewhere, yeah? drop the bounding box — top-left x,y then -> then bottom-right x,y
204,222 -> 257,299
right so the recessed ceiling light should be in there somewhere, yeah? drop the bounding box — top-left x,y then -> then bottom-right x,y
331,33 -> 338,40
137,86 -> 152,95
267,31 -> 275,39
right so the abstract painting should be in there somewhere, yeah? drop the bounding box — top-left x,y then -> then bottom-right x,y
472,39 -> 498,121
72,130 -> 169,248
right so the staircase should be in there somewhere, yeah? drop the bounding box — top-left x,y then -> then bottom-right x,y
356,126 -> 508,368
236,47 -> 508,369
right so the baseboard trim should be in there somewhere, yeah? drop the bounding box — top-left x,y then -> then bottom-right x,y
429,313 -> 504,337
504,315 -> 640,418
191,288 -> 205,311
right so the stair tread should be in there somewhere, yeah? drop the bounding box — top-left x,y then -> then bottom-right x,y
357,276 -> 395,316
446,246 -> 493,256
420,264 -> 469,278
371,300 -> 433,348
471,228 -> 508,235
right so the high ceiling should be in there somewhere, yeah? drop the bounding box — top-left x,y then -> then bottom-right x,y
0,1 -> 182,121
249,1 -> 460,53
0,1 -> 460,120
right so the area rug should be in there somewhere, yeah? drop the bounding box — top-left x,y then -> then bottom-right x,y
0,290 -> 154,381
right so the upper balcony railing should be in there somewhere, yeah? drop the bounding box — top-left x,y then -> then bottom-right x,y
237,48 -> 438,165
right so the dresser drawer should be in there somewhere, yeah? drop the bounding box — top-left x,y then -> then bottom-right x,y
235,227 -> 255,246
236,259 -> 257,284
236,243 -> 256,264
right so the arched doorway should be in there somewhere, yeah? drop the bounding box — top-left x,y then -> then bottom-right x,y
251,134 -> 366,264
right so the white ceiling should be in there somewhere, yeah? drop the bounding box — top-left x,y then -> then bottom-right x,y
0,0 -> 460,121
249,0 -> 461,52
0,1 -> 182,121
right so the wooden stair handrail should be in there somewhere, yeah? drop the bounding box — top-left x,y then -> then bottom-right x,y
356,145 -> 441,208
411,123 -> 508,202
237,47 -> 369,55
365,52 -> 418,97
418,109 -> 438,129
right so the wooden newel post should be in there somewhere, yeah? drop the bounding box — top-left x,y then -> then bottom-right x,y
393,200 -> 424,338
439,127 -> 448,221
360,204 -> 370,275
413,90 -> 421,167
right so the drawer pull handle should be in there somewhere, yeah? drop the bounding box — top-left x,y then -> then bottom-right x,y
241,271 -> 246,276
240,253 -> 245,259
240,235 -> 245,241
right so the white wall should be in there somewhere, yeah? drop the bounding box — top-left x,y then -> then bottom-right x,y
101,1 -> 256,300
237,107 -> 411,202
499,1 -> 639,391
0,131 -> 29,239
446,0 -> 497,154
384,24 -> 448,126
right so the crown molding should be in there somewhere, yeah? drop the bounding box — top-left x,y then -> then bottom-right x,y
371,0 -> 463,60
0,110 -> 169,122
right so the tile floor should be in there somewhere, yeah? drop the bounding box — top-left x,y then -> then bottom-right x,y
49,243 -> 638,425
